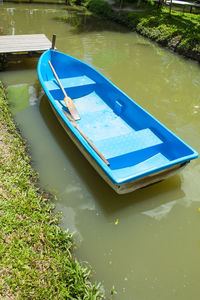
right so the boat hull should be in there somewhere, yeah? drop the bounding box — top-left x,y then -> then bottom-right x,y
37,49 -> 198,194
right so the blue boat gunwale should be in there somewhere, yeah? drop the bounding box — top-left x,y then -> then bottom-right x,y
37,49 -> 199,185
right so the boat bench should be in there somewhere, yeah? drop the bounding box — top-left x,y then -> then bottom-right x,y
93,129 -> 163,160
44,75 -> 96,91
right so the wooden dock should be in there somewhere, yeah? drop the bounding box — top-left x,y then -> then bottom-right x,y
166,0 -> 200,12
0,34 -> 52,59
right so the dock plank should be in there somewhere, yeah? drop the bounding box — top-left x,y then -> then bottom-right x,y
0,34 -> 51,54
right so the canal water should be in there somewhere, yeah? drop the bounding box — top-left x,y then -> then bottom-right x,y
1,3 -> 200,299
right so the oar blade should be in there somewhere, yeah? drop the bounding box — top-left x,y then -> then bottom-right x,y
64,97 -> 80,121
62,109 -> 77,127
48,60 -> 80,121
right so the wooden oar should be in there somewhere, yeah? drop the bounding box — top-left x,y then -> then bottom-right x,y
62,110 -> 110,166
48,60 -> 80,121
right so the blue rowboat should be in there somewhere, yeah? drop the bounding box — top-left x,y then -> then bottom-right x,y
37,49 -> 198,194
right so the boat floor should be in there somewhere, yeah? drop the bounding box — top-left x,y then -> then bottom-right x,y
54,89 -> 171,183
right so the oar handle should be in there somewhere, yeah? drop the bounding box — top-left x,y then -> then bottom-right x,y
48,60 -> 67,98
62,110 -> 110,166
64,96 -> 71,108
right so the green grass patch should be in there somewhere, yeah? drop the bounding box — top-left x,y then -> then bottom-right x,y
0,81 -> 104,299
86,0 -> 113,19
136,9 -> 200,52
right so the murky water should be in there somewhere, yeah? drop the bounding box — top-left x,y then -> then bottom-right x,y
1,3 -> 200,299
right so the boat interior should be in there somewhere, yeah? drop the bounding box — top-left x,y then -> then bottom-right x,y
40,50 -> 195,182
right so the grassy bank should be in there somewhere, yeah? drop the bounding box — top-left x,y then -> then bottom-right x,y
0,82 -> 104,299
135,8 -> 200,60
84,0 -> 200,61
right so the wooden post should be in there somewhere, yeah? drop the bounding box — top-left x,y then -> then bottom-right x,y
169,0 -> 172,14
52,34 -> 56,50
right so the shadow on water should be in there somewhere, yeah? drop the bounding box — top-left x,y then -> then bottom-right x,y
56,12 -> 129,34
39,94 -> 185,218
1,58 -> 38,75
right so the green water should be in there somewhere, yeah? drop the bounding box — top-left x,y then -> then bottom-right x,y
1,4 -> 200,299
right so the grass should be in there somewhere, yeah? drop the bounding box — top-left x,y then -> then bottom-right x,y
0,81 -> 104,299
135,8 -> 200,54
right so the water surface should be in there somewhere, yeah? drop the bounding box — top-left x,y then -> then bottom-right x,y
1,4 -> 200,299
